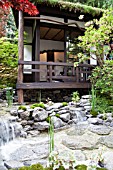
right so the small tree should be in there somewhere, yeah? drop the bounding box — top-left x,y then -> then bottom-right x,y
76,10 -> 113,67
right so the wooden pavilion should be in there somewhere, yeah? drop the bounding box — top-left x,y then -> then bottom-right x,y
14,0 -> 103,103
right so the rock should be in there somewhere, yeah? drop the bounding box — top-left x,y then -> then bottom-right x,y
74,150 -> 86,161
60,113 -> 70,122
82,95 -> 92,99
18,110 -> 30,120
46,103 -> 63,111
57,110 -> 70,115
27,130 -> 40,137
24,125 -> 33,131
0,165 -> 7,170
4,161 -> 24,169
8,116 -> 18,122
20,131 -> 27,138
27,120 -> 34,125
33,108 -> 48,121
33,121 -> 49,131
51,116 -> 66,129
62,135 -> 98,150
103,151 -> 113,170
88,118 -> 103,125
10,109 -> 18,116
84,106 -> 91,111
99,135 -> 113,148
21,120 -> 28,126
89,124 -> 111,135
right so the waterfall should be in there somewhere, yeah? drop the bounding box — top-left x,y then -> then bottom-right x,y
0,118 -> 22,146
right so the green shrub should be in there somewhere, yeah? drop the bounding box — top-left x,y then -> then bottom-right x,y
72,91 -> 80,103
30,103 -> 45,109
62,102 -> 68,107
30,163 -> 44,170
18,105 -> 27,111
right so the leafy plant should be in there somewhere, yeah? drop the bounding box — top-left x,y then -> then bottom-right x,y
6,87 -> 13,107
90,85 -> 98,117
72,91 -> 80,103
55,113 -> 60,118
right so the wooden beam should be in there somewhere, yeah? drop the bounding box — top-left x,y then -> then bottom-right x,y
16,82 -> 91,89
17,10 -> 24,104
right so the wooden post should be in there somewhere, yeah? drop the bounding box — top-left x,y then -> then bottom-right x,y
17,10 -> 24,104
35,18 -> 40,82
64,17 -> 68,76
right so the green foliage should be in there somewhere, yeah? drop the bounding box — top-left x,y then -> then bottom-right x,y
90,61 -> 113,99
19,166 -> 29,170
18,105 -> 27,111
46,116 -> 51,123
62,102 -> 68,107
76,10 -> 113,67
0,37 -> 18,88
72,91 -> 80,103
30,163 -> 44,170
30,102 -> 45,109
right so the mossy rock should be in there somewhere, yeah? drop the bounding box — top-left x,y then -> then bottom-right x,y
18,105 -> 27,111
75,164 -> 87,170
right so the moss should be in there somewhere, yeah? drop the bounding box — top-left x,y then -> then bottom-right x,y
18,105 -> 27,111
62,102 -> 68,107
32,0 -> 104,17
75,164 -> 87,170
55,113 -> 60,118
30,102 -> 45,109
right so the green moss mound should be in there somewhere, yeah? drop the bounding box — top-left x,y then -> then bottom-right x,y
30,102 -> 45,109
62,102 -> 68,107
18,105 -> 27,111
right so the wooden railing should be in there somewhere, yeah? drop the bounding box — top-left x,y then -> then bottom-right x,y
18,60 -> 94,83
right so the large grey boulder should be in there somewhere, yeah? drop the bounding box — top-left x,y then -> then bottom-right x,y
18,110 -> 30,120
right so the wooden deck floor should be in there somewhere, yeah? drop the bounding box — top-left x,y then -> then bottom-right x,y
16,82 -> 91,89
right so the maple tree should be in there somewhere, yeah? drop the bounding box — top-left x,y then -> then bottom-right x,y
0,0 -> 39,16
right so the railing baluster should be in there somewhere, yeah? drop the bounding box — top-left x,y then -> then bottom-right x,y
49,65 -> 52,82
